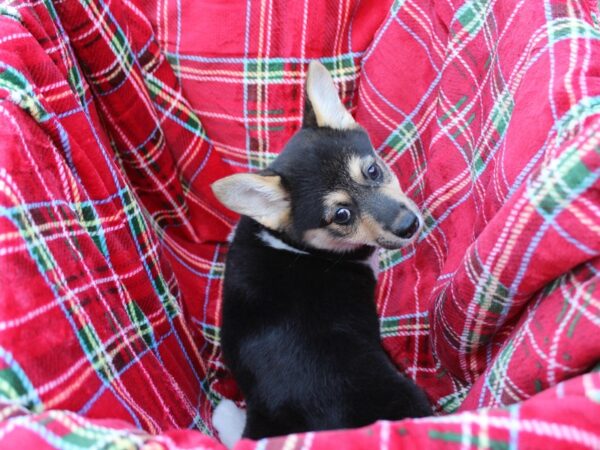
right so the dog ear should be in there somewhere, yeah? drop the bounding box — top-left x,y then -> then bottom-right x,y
302,60 -> 357,130
211,173 -> 290,230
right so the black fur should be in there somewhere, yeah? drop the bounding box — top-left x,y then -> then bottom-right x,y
218,75 -> 431,439
220,131 -> 432,440
221,218 -> 431,439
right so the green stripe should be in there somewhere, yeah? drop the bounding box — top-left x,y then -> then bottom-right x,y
532,145 -> 594,215
440,96 -> 469,124
567,283 -> 596,338
126,300 -> 156,348
0,4 -> 21,22
455,0 -> 492,36
0,67 -> 50,122
78,324 -> 113,382
386,119 -> 419,155
79,204 -> 109,257
0,367 -> 37,409
429,430 -> 509,449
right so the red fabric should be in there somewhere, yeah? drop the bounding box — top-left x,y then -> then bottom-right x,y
235,372 -> 600,450
0,0 -> 598,448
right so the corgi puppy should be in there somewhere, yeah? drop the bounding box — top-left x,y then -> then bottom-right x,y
211,61 -> 431,446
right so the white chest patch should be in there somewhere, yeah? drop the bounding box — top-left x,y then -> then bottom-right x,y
258,230 -> 379,276
226,224 -> 238,243
258,230 -> 309,255
362,249 -> 380,277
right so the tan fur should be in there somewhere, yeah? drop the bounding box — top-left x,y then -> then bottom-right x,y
302,157 -> 422,250
211,173 -> 291,230
354,211 -> 421,247
310,178 -> 423,249
304,211 -> 408,251
353,213 -> 387,244
323,190 -> 352,210
380,179 -> 420,217
306,61 -> 358,130
303,229 -> 362,252
346,155 -> 421,217
347,155 -> 365,185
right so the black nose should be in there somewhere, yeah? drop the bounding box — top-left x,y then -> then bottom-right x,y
392,212 -> 420,239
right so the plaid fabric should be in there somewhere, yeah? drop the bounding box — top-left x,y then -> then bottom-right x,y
0,0 -> 599,448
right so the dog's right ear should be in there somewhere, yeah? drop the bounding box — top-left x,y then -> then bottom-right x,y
302,60 -> 357,130
211,173 -> 290,230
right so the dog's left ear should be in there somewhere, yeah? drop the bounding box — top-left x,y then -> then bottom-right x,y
303,60 -> 358,130
211,173 -> 290,230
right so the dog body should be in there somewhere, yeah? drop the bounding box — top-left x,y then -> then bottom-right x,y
221,217 -> 430,439
212,61 -> 431,442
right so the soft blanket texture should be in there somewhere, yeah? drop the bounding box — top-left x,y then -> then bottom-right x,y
0,0 -> 599,448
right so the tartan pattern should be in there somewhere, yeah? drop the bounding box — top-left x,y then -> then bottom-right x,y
0,0 -> 598,449
236,371 -> 600,450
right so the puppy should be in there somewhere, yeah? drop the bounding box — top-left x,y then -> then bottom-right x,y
211,61 -> 431,446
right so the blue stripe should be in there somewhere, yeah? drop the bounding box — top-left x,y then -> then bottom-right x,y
78,329 -> 173,415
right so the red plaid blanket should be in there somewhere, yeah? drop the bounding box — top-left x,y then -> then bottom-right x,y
0,0 -> 599,448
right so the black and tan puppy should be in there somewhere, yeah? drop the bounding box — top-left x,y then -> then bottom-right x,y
211,61 -> 431,447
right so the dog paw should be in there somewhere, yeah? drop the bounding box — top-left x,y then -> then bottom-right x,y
213,399 -> 246,449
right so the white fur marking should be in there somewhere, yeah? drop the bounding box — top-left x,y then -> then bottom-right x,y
213,399 -> 247,449
227,224 -> 238,243
303,228 -> 362,252
363,250 -> 380,277
258,230 -> 309,255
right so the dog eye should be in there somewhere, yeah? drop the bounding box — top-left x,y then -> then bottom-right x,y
366,163 -> 382,181
333,208 -> 352,225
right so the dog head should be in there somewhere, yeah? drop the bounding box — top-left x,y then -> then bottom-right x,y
212,61 -> 422,251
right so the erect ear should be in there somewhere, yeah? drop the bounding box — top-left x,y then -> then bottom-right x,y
303,60 -> 358,130
211,173 -> 290,230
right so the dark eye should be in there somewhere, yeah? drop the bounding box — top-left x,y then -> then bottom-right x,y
333,208 -> 352,225
366,163 -> 382,181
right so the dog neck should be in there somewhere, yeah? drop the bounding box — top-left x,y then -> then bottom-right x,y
248,219 -> 376,264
